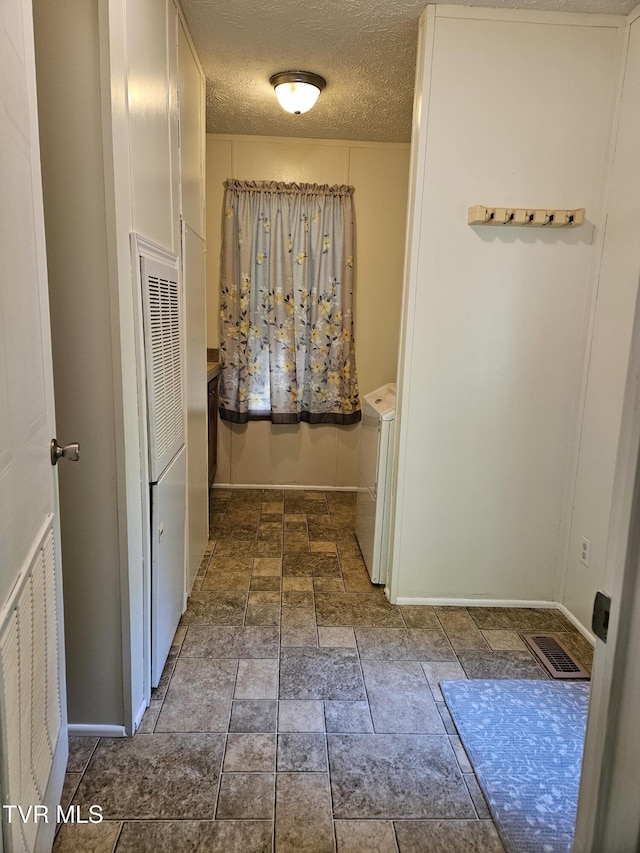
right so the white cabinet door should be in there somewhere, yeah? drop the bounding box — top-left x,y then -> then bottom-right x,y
151,447 -> 186,687
0,0 -> 68,850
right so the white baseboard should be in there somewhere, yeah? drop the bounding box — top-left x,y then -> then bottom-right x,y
394,596 -> 560,608
211,483 -> 357,491
556,602 -> 596,645
134,697 -> 148,733
68,723 -> 127,738
393,596 -> 595,645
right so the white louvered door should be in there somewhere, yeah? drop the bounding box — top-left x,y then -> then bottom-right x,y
136,242 -> 186,688
0,0 -> 68,850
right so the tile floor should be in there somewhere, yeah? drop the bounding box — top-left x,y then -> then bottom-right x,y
55,489 -> 593,852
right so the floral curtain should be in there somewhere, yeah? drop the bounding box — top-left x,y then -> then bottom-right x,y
219,179 -> 361,425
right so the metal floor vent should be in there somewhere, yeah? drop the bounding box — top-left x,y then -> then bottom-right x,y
521,634 -> 590,680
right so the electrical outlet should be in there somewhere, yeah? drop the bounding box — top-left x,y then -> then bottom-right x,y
580,536 -> 591,567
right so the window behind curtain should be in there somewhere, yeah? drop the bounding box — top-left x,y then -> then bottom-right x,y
219,180 -> 361,425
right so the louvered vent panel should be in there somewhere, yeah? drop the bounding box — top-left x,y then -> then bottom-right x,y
141,256 -> 184,481
30,548 -> 53,799
1,610 -> 29,853
0,524 -> 60,853
17,581 -> 39,853
43,530 -> 61,749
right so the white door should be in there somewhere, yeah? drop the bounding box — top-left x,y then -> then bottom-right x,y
573,295 -> 640,851
0,0 -> 68,851
151,447 -> 187,687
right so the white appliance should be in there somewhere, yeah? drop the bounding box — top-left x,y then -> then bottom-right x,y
355,383 -> 396,585
139,246 -> 187,687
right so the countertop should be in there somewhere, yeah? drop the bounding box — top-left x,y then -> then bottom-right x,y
207,361 -> 221,382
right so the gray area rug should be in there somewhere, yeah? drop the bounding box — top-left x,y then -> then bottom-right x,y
441,679 -> 590,853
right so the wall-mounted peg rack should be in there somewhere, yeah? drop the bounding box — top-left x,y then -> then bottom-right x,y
468,205 -> 585,227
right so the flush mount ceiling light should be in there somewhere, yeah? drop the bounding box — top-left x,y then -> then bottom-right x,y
270,71 -> 326,115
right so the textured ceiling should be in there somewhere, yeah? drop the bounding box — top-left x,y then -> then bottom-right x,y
180,0 -> 636,143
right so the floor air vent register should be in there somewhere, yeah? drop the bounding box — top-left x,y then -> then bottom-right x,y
521,634 -> 590,680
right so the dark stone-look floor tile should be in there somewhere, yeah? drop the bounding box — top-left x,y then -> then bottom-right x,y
341,563 -> 378,593
328,734 -> 475,820
421,660 -> 467,700
327,491 -> 356,506
278,700 -> 325,732
229,700 -> 278,732
283,553 -> 341,578
60,773 -> 81,812
279,647 -> 366,700
324,701 -> 373,733
282,590 -> 314,608
215,540 -> 282,557
456,649 -> 547,679
283,534 -> 310,552
251,576 -> 282,592
284,521 -> 308,534
67,736 -> 98,773
277,733 -> 327,771
329,509 -> 356,526
394,819 -> 504,852
72,734 -> 224,819
284,498 -> 328,514
467,606 -> 565,632
245,604 -> 281,626
152,648 -> 179,701
249,590 -> 281,606
137,700 -> 162,733
436,701 -> 458,735
223,733 -> 276,772
155,658 -> 236,732
435,608 -> 488,650
207,556 -> 254,573
335,820 -> 398,852
53,821 -> 121,852
315,593 -> 403,628
337,540 -> 364,560
201,569 -> 251,591
355,627 -> 455,661
400,605 -> 440,629
313,578 -> 345,593
275,773 -> 334,853
211,523 -> 258,541
181,626 -> 278,658
182,590 -> 247,625
229,488 -> 269,503
281,607 -> 317,647
223,511 -> 261,526
235,659 -> 279,699
362,662 -> 444,734
547,631 -> 594,672
115,820 -> 273,853
548,609 -> 580,633
216,772 -> 275,819
210,496 -> 230,512
464,774 -> 491,819
308,522 -> 358,542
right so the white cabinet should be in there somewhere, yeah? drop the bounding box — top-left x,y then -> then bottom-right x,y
151,447 -> 186,687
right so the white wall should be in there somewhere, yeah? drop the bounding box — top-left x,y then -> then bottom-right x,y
562,11 -> 640,630
206,135 -> 410,487
391,7 -> 624,606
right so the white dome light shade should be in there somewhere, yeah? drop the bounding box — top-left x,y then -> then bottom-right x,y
270,71 -> 326,115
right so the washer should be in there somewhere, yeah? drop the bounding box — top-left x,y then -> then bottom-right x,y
355,383 -> 396,585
